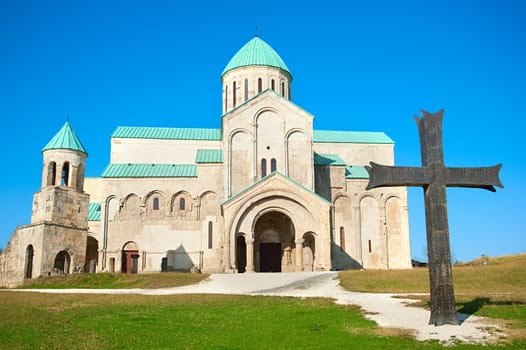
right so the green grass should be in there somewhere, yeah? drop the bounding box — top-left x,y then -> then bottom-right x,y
1,254 -> 524,349
1,292 -> 523,350
18,272 -> 208,289
339,254 -> 526,342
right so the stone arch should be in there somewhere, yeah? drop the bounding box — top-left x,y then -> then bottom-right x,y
385,196 -> 407,268
85,235 -> 99,273
254,211 -> 295,272
122,241 -> 140,274
198,191 -> 220,218
121,193 -> 141,220
145,190 -> 165,217
235,233 -> 247,273
229,129 -> 252,195
286,129 -> 311,186
61,161 -> 70,186
255,109 -> 285,177
302,232 -> 316,271
334,195 -> 352,253
46,161 -> 57,186
54,250 -> 71,274
171,191 -> 194,219
24,244 -> 34,279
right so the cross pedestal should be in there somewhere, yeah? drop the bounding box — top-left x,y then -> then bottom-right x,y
366,109 -> 502,325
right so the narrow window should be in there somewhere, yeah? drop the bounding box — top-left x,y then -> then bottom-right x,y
153,197 -> 159,210
368,239 -> 372,253
261,158 -> 267,177
233,81 -> 236,108
179,197 -> 185,211
258,78 -> 262,93
224,85 -> 228,111
270,158 -> 277,172
288,83 -> 291,100
271,79 -> 275,91
25,245 -> 34,279
244,79 -> 248,101
280,81 -> 285,96
208,221 -> 213,249
61,162 -> 70,186
47,161 -> 56,186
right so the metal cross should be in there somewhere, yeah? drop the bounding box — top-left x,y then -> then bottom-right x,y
365,109 -> 503,326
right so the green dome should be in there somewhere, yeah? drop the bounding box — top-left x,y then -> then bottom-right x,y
42,122 -> 87,155
222,37 -> 291,77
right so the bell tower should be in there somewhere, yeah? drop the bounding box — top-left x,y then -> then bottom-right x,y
32,122 -> 89,228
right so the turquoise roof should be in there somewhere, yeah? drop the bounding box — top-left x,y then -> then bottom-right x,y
112,126 -> 221,141
88,203 -> 101,221
314,153 -> 347,166
313,130 -> 394,144
196,149 -> 223,163
102,164 -> 197,178
345,166 -> 370,179
222,37 -> 291,77
42,122 -> 87,154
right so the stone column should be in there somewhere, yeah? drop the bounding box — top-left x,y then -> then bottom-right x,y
295,239 -> 303,272
246,239 -> 255,272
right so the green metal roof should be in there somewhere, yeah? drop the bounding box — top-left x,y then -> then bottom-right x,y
196,149 -> 223,163
314,153 -> 347,166
112,126 -> 222,141
313,130 -> 394,144
222,37 -> 291,77
345,165 -> 370,179
88,203 -> 101,221
42,122 -> 87,154
102,164 -> 197,178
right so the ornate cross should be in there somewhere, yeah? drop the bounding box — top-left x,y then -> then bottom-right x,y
365,109 -> 503,326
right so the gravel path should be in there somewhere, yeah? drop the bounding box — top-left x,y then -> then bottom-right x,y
17,272 -> 501,344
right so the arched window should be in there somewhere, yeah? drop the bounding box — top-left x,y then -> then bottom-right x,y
179,197 -> 186,211
54,250 -> 71,274
233,81 -> 237,108
47,161 -> 56,186
208,221 -> 213,249
368,239 -> 372,253
244,79 -> 248,101
153,197 -> 159,210
340,227 -> 345,251
270,158 -> 277,172
261,158 -> 267,177
258,78 -> 262,93
61,162 -> 70,186
271,79 -> 275,91
280,81 -> 285,96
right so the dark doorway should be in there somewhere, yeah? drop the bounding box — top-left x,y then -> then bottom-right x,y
85,236 -> 98,273
260,243 -> 282,272
25,245 -> 34,279
236,236 -> 247,273
122,250 -> 139,273
54,251 -> 71,274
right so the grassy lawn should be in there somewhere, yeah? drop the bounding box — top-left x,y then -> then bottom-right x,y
0,254 -> 523,349
1,292 -> 524,349
17,272 -> 209,289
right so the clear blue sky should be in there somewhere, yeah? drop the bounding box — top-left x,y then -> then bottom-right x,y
1,0 -> 524,262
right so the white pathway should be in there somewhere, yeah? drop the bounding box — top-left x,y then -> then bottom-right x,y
16,272 -> 500,344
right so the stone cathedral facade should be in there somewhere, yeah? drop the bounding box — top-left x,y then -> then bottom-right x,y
0,36 -> 411,287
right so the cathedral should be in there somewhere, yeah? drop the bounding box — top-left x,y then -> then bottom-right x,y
0,36 -> 411,287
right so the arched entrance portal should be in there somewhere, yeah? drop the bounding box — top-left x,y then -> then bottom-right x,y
54,250 -> 71,274
85,236 -> 99,273
236,236 -> 247,273
122,241 -> 139,274
254,212 -> 295,272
